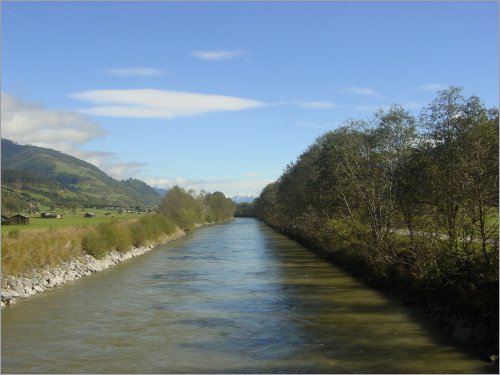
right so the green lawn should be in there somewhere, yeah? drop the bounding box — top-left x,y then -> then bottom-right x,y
1,209 -> 144,234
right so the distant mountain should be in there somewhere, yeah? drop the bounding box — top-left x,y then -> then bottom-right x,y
153,187 -> 169,197
231,194 -> 255,204
1,139 -> 161,211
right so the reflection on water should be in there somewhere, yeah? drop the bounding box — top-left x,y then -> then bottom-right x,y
1,218 -> 494,373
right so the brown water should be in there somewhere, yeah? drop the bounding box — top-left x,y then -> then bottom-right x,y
1,218 -> 493,373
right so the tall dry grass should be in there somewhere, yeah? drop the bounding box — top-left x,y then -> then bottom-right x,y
2,214 -> 180,277
2,227 -> 86,277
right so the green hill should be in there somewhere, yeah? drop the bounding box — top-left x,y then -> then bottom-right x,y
1,139 -> 161,212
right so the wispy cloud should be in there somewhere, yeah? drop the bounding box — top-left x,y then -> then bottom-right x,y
300,101 -> 337,109
104,161 -> 148,180
339,86 -> 385,99
191,49 -> 247,61
104,67 -> 165,77
419,83 -> 448,92
1,93 -> 147,180
143,176 -> 272,196
69,89 -> 265,119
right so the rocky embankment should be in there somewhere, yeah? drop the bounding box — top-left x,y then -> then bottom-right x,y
1,229 -> 185,307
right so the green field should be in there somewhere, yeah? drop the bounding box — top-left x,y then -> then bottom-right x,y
2,209 -> 144,234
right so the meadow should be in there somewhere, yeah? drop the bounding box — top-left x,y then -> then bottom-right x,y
1,209 -> 144,234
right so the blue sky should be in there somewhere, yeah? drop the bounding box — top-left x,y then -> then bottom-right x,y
2,1 -> 498,196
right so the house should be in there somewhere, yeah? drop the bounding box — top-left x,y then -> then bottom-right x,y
9,214 -> 30,225
84,212 -> 96,218
1,215 -> 10,225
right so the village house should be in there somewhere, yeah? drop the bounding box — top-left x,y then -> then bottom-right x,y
9,214 -> 30,225
1,214 -> 11,225
84,212 -> 96,218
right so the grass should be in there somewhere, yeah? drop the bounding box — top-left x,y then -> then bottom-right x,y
2,227 -> 86,277
1,209 -> 144,234
2,213 -> 180,276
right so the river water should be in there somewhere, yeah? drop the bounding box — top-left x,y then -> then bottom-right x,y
1,218 -> 493,373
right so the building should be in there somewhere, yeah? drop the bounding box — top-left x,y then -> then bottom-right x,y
84,212 -> 96,218
1,215 -> 10,225
9,214 -> 30,225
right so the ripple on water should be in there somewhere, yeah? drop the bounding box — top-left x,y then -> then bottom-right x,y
1,218 -> 495,374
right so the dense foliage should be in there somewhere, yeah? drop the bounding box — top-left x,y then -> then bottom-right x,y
159,186 -> 235,230
253,87 -> 498,352
234,202 -> 256,217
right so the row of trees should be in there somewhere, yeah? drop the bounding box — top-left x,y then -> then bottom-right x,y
159,186 -> 236,230
252,88 -> 498,347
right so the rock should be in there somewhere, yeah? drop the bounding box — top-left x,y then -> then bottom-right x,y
33,285 -> 44,293
1,290 -> 20,301
1,234 -> 180,308
11,284 -> 25,296
48,275 -> 63,287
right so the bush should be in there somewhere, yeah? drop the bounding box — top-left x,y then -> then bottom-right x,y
81,228 -> 108,259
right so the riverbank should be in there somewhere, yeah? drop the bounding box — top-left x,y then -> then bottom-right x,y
261,221 -> 498,363
1,228 -> 185,307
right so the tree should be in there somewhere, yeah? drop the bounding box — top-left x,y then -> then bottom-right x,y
420,87 -> 468,252
203,191 -> 236,222
159,186 -> 204,229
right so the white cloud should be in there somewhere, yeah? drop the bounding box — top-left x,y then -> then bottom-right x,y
69,89 -> 266,119
339,86 -> 385,99
104,67 -> 165,77
191,49 -> 247,61
419,83 -> 448,92
143,176 -> 272,197
300,101 -> 337,109
104,161 -> 148,180
1,93 -> 105,146
1,93 -> 147,180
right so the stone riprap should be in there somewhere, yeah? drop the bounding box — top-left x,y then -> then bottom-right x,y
1,229 -> 185,307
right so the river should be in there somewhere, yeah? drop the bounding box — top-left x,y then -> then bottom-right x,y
1,218 -> 493,373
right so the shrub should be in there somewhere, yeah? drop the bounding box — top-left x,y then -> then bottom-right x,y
81,228 -> 108,259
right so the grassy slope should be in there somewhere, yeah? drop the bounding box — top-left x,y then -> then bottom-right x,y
1,139 -> 161,209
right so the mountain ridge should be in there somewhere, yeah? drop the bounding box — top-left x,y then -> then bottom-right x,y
1,139 -> 161,212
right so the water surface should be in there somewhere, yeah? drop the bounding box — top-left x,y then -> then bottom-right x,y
1,218 -> 493,373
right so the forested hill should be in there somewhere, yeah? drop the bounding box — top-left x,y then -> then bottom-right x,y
252,87 -> 499,356
1,139 -> 162,211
